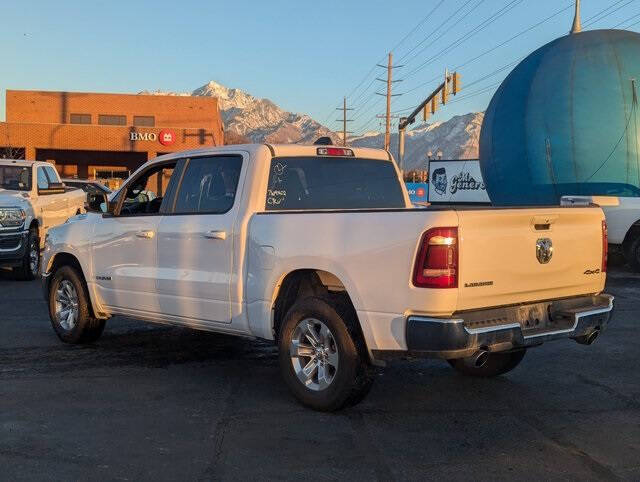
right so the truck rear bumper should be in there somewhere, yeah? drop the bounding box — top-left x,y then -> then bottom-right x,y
376,294 -> 614,360
0,229 -> 28,267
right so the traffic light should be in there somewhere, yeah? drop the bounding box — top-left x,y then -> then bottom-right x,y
452,72 -> 462,95
423,104 -> 430,121
431,96 -> 438,113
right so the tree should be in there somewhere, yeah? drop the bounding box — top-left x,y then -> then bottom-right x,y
1,126 -> 25,159
1,145 -> 25,160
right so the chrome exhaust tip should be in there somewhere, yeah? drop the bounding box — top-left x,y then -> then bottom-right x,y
575,328 -> 600,345
464,349 -> 490,368
586,329 -> 600,345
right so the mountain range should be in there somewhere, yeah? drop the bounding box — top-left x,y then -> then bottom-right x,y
142,81 -> 482,169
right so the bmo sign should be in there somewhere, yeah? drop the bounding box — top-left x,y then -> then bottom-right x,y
159,129 -> 176,146
129,129 -> 176,146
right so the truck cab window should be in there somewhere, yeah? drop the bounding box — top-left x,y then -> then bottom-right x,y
119,163 -> 176,216
173,156 -> 242,214
44,166 -> 61,184
37,168 -> 49,190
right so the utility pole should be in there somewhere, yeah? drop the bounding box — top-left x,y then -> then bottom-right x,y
335,97 -> 354,146
375,52 -> 403,151
384,53 -> 392,150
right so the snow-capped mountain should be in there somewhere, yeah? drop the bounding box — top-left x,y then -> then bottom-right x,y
142,81 -> 482,168
349,112 -> 484,171
143,81 -> 339,144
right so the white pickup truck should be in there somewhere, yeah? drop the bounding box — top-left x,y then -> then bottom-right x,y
0,160 -> 85,279
562,194 -> 640,272
42,145 -> 614,410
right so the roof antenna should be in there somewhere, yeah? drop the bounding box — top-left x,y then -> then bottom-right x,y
570,0 -> 582,34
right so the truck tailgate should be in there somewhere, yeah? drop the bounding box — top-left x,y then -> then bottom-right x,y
456,207 -> 606,311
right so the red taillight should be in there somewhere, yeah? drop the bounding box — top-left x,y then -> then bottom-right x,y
413,227 -> 458,288
602,219 -> 608,273
317,147 -> 354,157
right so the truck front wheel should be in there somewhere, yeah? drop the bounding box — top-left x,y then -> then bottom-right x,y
448,349 -> 526,377
48,265 -> 105,344
13,227 -> 39,281
278,297 -> 373,411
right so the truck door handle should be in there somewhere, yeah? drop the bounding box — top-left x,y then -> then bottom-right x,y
136,230 -> 155,239
531,215 -> 558,231
204,230 -> 227,240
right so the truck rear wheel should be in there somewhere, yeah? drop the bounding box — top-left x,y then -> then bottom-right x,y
448,349 -> 526,378
278,297 -> 373,411
48,265 -> 105,344
13,227 -> 39,281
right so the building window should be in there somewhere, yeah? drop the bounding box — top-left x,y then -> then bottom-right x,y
98,114 -> 127,126
133,115 -> 155,127
70,113 -> 91,124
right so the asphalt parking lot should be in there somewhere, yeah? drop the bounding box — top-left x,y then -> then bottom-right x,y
1,262 -> 639,481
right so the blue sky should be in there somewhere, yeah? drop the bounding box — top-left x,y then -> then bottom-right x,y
1,0 -> 639,134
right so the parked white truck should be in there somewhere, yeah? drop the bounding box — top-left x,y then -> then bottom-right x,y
562,195 -> 640,271
42,145 -> 614,410
0,160 -> 85,279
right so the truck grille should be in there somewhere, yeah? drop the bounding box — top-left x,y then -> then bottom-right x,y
0,237 -> 21,250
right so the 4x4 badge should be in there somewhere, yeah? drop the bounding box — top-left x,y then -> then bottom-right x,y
536,238 -> 553,264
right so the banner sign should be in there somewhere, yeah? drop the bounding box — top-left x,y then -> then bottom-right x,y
405,182 -> 429,203
428,160 -> 490,204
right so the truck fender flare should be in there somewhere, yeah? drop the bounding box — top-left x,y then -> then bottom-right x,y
45,250 -> 106,320
269,268 -> 375,361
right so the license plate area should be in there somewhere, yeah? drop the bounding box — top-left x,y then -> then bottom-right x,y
462,300 -> 577,335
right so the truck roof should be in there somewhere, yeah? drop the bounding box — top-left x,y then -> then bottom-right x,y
0,159 -> 34,167
150,144 -> 393,164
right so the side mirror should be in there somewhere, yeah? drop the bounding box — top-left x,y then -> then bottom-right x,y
38,182 -> 66,195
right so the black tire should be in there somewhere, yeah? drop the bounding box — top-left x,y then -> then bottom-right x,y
48,265 -> 105,344
623,234 -> 640,272
278,296 -> 374,411
448,349 -> 526,378
13,226 -> 39,281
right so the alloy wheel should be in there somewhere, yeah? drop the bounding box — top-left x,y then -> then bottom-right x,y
55,280 -> 79,331
289,318 -> 339,391
29,237 -> 39,275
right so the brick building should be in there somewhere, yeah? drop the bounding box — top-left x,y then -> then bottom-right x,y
0,90 -> 224,179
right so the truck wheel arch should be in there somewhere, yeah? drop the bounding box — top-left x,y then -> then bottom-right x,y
271,269 -> 366,351
47,252 -> 97,319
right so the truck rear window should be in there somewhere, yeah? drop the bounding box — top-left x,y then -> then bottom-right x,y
266,156 -> 405,210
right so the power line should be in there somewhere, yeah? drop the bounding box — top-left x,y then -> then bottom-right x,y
390,0 -> 447,55
583,0 -> 636,27
349,0 -> 514,134
323,0 -> 448,129
397,0 -> 478,63
404,0 -> 525,80
401,0 -> 487,69
400,0 -> 628,99
399,1 -> 572,97
392,59 -> 519,115
583,82 -> 637,182
346,1 -> 449,126
612,11 -> 640,27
